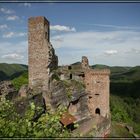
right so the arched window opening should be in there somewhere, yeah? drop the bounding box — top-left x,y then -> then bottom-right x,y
95,108 -> 100,115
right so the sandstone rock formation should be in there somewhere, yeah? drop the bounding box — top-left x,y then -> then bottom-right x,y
0,81 -> 17,100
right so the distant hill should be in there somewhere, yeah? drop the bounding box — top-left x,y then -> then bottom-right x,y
92,64 -> 131,74
71,61 -> 81,66
0,63 -> 28,81
91,64 -> 110,69
109,66 -> 140,82
0,71 -> 9,81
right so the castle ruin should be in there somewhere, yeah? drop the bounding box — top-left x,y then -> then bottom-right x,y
28,16 -> 111,137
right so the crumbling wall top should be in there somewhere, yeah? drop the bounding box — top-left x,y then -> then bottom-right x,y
85,69 -> 110,75
28,16 -> 49,24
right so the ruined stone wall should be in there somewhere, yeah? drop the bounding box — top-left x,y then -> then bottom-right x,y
28,16 -> 58,90
81,56 -> 89,69
84,69 -> 110,118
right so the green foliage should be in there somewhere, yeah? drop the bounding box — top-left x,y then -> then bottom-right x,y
67,91 -> 72,99
110,95 -> 140,135
110,66 -> 140,135
110,95 -> 131,123
62,80 -> 85,100
52,73 -> 60,81
12,72 -> 28,91
0,100 -> 71,138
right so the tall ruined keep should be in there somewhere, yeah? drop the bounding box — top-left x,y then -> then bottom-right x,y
28,17 -> 58,90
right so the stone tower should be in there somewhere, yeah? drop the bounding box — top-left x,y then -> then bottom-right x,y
84,69 -> 110,118
81,56 -> 89,69
28,16 -> 58,90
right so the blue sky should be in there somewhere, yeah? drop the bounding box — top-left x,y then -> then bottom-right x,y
0,3 -> 140,66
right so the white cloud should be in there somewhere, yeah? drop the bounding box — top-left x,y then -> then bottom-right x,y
50,25 -> 76,32
0,7 -> 14,14
6,15 -> 19,21
104,50 -> 118,55
17,32 -> 27,37
23,3 -> 31,7
87,23 -> 140,30
1,53 -> 24,60
52,36 -> 63,42
0,41 -> 28,64
0,24 -> 8,29
3,32 -> 27,38
51,30 -> 140,66
3,32 -> 14,38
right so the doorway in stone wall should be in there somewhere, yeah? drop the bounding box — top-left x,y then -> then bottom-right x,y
95,108 -> 100,115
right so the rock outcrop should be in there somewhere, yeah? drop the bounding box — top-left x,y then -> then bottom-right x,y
0,81 -> 17,100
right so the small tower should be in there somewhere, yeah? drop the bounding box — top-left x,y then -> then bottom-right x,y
28,16 -> 58,91
81,56 -> 89,69
85,69 -> 110,118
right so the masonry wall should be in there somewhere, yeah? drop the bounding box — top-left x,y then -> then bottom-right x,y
81,56 -> 89,69
28,16 -> 58,90
84,69 -> 110,118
